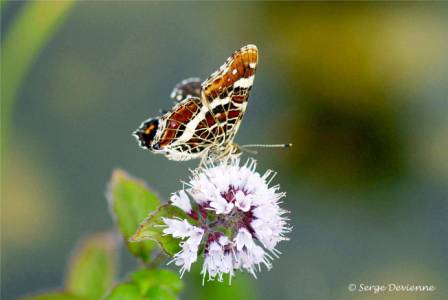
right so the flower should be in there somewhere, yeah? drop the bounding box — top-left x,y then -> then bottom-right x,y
161,158 -> 290,283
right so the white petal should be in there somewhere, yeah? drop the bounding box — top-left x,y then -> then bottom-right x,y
234,228 -> 255,251
170,190 -> 192,213
162,218 -> 192,238
209,194 -> 233,215
218,235 -> 230,246
253,203 -> 278,220
186,227 -> 205,246
234,191 -> 252,212
189,173 -> 216,204
172,227 -> 204,277
201,240 -> 234,283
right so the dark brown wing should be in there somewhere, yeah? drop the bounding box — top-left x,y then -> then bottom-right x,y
170,77 -> 202,102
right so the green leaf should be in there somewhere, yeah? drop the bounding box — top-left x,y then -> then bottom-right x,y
131,269 -> 183,295
107,169 -> 161,262
105,269 -> 183,300
65,233 -> 117,300
106,283 -> 142,300
130,204 -> 187,256
22,292 -> 86,300
146,287 -> 176,300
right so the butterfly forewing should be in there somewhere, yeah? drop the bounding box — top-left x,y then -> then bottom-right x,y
201,44 -> 258,144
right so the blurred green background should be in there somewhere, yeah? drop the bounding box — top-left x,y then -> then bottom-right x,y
2,2 -> 448,299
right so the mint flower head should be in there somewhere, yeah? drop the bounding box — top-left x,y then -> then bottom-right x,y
161,158 -> 290,284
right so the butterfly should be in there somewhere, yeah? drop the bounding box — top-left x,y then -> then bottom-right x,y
133,44 -> 258,163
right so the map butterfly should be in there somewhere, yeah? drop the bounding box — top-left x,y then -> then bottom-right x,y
134,45 -> 258,162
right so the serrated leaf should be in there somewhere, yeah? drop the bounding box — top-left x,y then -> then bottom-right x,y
106,283 -> 141,300
107,169 -> 161,262
130,204 -> 187,256
22,292 -> 86,300
131,269 -> 183,295
65,233 -> 117,300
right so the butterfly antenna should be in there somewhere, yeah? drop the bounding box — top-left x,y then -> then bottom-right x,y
241,143 -> 293,149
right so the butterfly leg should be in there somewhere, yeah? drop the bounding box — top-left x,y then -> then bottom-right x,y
213,143 -> 242,163
198,149 -> 211,169
235,144 -> 258,155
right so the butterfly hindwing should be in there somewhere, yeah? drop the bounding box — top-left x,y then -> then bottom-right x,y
155,96 -> 221,160
170,77 -> 202,102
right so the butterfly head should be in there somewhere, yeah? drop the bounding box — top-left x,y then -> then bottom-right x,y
133,118 -> 161,150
